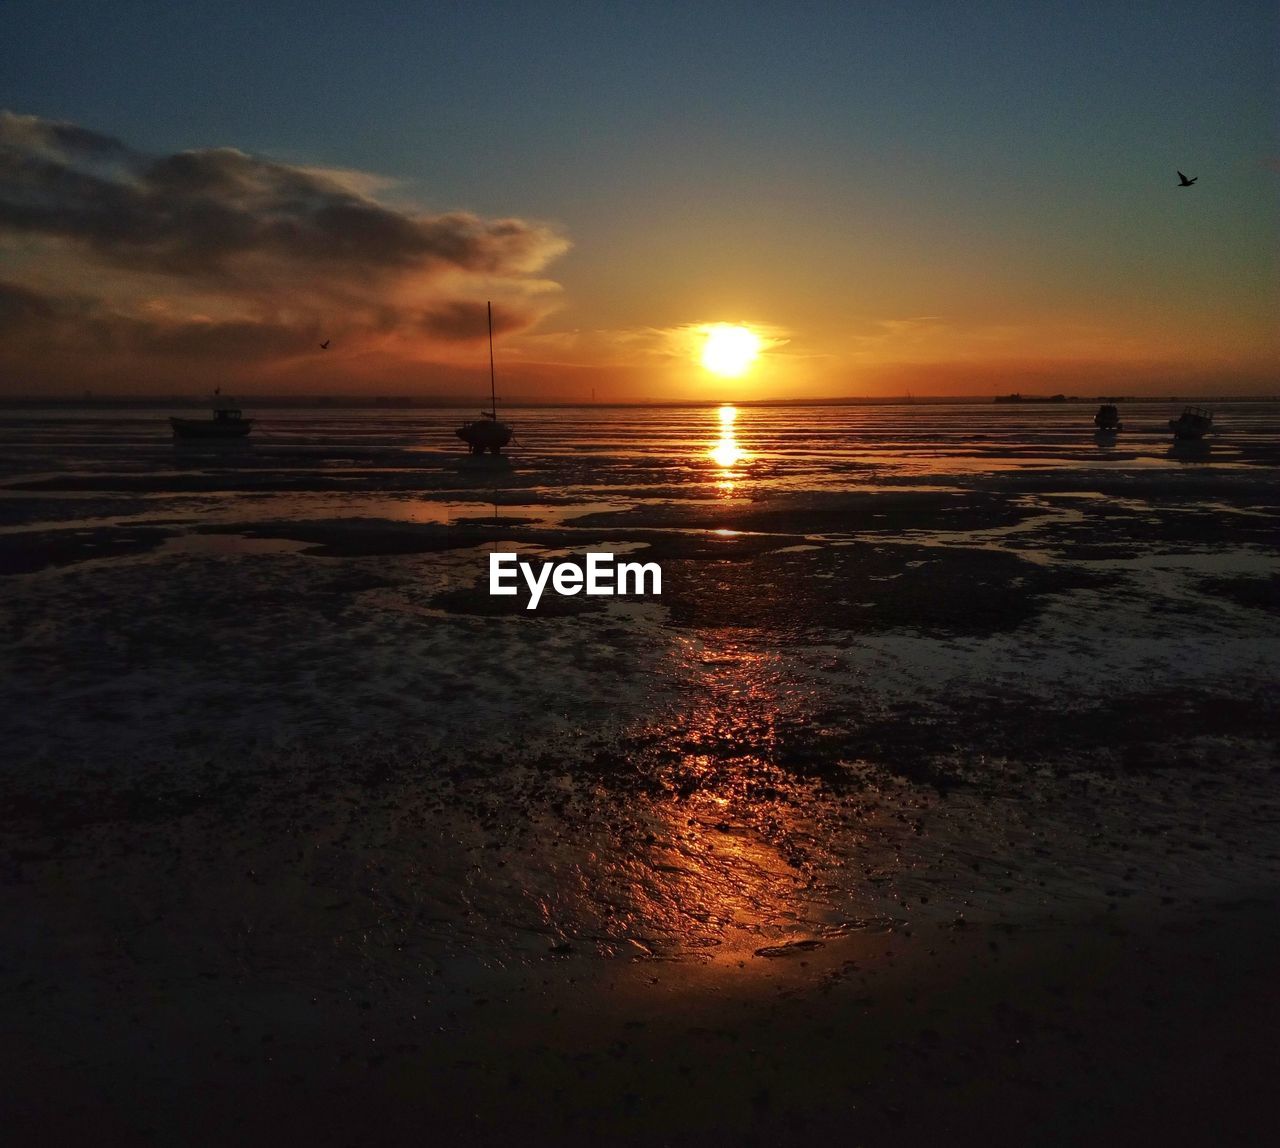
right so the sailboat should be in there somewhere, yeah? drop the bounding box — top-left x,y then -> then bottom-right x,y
455,301 -> 513,455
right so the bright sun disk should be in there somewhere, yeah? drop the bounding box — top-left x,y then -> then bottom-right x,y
700,325 -> 761,377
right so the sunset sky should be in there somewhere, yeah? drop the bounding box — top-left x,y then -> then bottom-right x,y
1,1 -> 1275,401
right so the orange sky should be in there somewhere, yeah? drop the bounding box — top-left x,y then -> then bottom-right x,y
1,3 -> 1277,401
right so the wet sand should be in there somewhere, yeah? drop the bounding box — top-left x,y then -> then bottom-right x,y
7,904 -> 1279,1145
3,408 -> 1279,1144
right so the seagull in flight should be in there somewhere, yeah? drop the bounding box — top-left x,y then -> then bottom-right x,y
1177,171 -> 1197,187
320,339 -> 330,350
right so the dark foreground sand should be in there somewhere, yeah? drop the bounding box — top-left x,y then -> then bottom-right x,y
7,904 -> 1279,1146
3,464 -> 1279,1145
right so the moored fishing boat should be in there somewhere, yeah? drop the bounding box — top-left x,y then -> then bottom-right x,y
1094,404 -> 1123,432
1169,406 -> 1212,441
170,395 -> 253,439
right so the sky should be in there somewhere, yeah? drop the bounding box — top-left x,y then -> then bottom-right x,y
1,0 -> 1276,401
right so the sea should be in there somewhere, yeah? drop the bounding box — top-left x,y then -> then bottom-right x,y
3,398 -> 1278,966
3,400 -> 1279,503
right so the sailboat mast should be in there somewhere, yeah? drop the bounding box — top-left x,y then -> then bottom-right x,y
487,300 -> 497,417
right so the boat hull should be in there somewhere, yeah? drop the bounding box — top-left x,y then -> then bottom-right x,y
1093,405 -> 1122,432
456,419 -> 512,454
1168,406 -> 1213,441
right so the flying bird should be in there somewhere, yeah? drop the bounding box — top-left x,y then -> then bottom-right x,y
1177,171 -> 1197,187
320,339 -> 330,350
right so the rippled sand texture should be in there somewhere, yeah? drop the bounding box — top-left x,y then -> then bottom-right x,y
3,401 -> 1279,1143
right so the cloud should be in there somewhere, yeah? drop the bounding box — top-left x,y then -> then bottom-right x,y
519,321 -> 790,368
0,111 -> 567,280
0,279 -> 57,327
0,279 -> 301,359
417,300 -> 529,341
291,164 -> 403,201
0,111 -> 570,391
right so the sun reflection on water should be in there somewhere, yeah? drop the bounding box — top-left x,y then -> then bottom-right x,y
709,404 -> 750,490
532,639 -> 888,962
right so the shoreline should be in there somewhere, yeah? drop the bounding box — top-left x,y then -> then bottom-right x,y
3,395 -> 1278,411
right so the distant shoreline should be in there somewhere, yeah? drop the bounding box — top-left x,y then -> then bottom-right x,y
1,393 -> 1276,410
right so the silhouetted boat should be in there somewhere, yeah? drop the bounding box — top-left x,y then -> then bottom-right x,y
1169,406 -> 1212,440
170,401 -> 253,439
1094,404 -> 1122,432
456,301 -> 513,456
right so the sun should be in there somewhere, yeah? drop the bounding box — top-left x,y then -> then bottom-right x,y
700,324 -> 761,377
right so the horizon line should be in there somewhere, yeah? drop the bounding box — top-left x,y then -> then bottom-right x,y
2,392 -> 1277,409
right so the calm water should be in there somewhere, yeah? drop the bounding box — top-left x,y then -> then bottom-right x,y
4,400 -> 1279,985
2,401 -> 1277,533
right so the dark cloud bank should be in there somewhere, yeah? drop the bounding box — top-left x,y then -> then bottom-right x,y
0,111 -> 567,392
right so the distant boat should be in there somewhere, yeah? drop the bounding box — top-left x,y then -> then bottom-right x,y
1169,406 -> 1213,440
455,301 -> 513,456
170,399 -> 253,439
1094,404 -> 1123,432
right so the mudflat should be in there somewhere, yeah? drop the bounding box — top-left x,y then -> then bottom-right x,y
3,404 -> 1278,1143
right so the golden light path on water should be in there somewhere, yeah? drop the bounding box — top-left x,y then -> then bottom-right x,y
551,415 -> 895,960
710,403 -> 749,491
529,638 -> 886,961
635,644 -> 845,958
